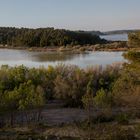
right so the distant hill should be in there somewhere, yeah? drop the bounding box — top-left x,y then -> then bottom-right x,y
82,29 -> 140,36
79,31 -> 104,35
102,30 -> 140,35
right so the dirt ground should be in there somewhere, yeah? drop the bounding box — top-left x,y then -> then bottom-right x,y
42,108 -> 87,125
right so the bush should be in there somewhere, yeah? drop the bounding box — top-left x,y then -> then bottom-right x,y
116,114 -> 129,125
93,108 -> 114,123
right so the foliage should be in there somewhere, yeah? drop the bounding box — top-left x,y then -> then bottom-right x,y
128,31 -> 140,48
82,79 -> 94,109
54,66 -> 88,107
123,51 -> 140,62
94,88 -> 113,108
116,114 -> 129,125
113,50 -> 140,107
0,64 -> 121,111
1,80 -> 45,111
0,27 -> 106,47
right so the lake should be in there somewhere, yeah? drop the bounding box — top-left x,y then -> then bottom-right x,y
100,34 -> 128,41
0,49 -> 126,68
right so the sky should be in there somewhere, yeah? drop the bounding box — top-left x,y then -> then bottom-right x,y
0,0 -> 140,31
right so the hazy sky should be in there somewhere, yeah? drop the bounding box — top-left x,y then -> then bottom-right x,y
0,0 -> 140,31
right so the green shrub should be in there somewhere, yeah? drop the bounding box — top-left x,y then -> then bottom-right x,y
116,114 -> 129,125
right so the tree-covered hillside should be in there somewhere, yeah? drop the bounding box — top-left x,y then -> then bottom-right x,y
0,27 -> 106,47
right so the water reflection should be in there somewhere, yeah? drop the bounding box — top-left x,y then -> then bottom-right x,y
100,34 -> 128,41
32,52 -> 88,62
0,49 -> 126,68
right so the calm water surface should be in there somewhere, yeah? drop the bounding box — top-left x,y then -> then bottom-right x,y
100,34 -> 128,41
0,49 -> 126,68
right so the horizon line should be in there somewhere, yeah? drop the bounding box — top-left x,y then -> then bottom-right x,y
0,26 -> 140,32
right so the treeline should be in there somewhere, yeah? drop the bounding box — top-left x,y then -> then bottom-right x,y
0,27 -> 106,47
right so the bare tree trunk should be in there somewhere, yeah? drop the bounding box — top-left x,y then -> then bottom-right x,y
87,105 -> 91,140
37,109 -> 42,122
25,111 -> 30,125
10,112 -> 14,127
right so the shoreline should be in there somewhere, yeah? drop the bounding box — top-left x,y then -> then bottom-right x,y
0,42 -> 139,52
